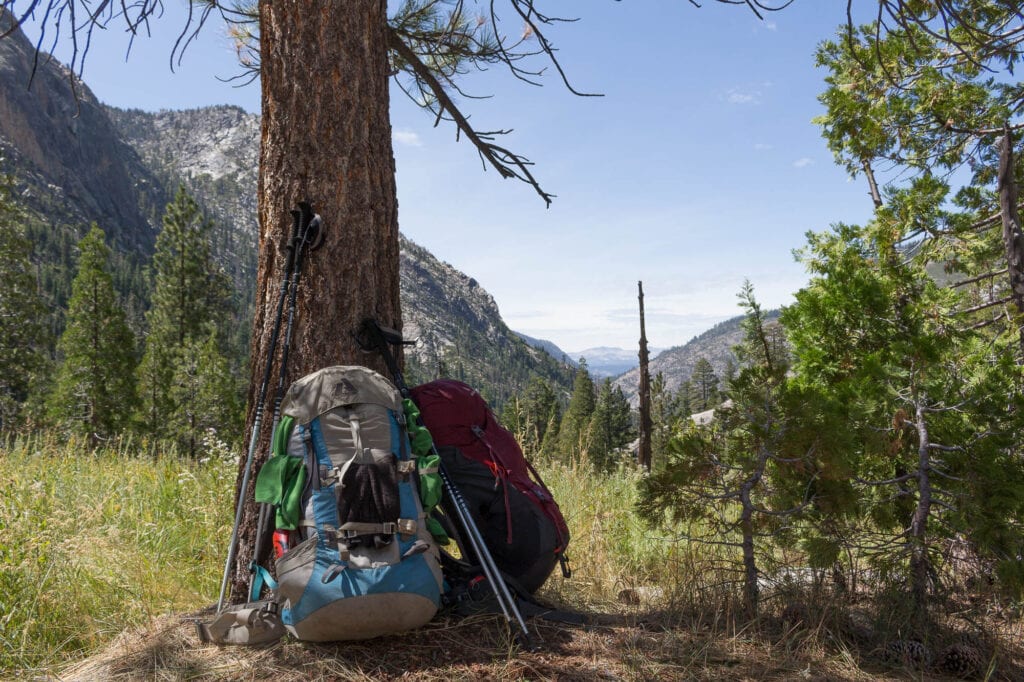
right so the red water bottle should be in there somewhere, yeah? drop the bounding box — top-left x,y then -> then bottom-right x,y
273,529 -> 294,558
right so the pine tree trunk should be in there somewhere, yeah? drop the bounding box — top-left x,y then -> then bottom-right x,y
997,126 -> 1024,357
228,1 -> 401,602
909,400 -> 933,613
637,280 -> 652,471
739,486 -> 759,616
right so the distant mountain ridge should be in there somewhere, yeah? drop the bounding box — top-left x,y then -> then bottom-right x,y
516,333 -> 577,366
567,345 -> 665,379
0,18 -> 573,408
614,312 -> 780,405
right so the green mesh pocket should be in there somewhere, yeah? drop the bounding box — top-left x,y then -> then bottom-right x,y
417,453 -> 448,544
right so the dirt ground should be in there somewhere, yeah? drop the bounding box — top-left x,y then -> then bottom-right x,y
52,603 -> 1023,682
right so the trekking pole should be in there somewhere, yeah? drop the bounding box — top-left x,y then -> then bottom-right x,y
217,203 -> 323,612
356,319 -> 534,649
216,209 -> 303,613
249,203 -> 322,599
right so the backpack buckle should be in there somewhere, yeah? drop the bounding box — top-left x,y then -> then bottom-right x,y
397,518 -> 417,539
559,552 -> 572,579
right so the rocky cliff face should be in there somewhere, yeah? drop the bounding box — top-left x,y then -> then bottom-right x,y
399,238 -> 573,405
0,10 -> 162,253
0,15 -> 572,406
106,105 -> 261,293
400,237 -> 504,357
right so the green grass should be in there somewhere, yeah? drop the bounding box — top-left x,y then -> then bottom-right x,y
0,435 -> 682,675
538,460 -> 673,601
3,437 -> 1022,680
0,433 -> 235,673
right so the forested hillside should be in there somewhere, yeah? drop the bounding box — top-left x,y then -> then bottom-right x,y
0,13 -> 575,424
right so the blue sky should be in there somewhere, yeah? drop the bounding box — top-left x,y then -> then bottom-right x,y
21,1 -> 877,353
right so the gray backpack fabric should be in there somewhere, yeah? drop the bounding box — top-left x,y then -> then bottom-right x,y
204,366 -> 444,644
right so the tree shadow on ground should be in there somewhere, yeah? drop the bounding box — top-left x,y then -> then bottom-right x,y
58,601 -> 1023,681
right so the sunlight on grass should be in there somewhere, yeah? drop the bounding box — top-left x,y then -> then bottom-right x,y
2,434 -> 690,672
0,433 -> 235,672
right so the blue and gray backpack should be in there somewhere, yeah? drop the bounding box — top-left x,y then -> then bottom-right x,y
202,366 -> 444,643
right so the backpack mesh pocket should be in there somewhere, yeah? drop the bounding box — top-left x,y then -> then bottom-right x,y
337,454 -> 400,548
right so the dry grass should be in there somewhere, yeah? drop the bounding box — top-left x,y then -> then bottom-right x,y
4,439 -> 1022,681
51,594 -> 1024,682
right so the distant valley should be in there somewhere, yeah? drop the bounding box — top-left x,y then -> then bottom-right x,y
0,14 -> 750,408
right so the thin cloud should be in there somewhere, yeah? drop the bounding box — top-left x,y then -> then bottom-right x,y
793,157 -> 814,168
726,88 -> 759,105
393,129 -> 423,147
765,21 -> 778,31
754,143 -> 773,151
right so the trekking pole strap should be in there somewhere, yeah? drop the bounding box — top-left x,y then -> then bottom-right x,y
248,562 -> 279,603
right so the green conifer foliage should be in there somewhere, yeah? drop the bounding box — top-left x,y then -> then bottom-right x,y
689,357 -> 719,412
520,377 -> 560,454
147,186 -> 231,347
588,377 -> 635,471
783,220 -> 1024,611
640,283 -> 825,615
169,327 -> 243,457
48,226 -> 137,438
0,182 -> 47,431
137,187 -> 234,444
557,359 -> 596,462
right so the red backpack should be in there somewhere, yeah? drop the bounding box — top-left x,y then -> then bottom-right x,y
410,379 -> 570,593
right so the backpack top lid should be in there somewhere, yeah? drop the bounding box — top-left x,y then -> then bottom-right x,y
281,365 -> 401,425
411,379 -> 535,482
409,379 -> 489,447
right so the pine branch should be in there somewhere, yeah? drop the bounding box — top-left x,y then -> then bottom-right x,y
951,268 -> 1009,288
387,25 -> 554,206
948,295 -> 1015,316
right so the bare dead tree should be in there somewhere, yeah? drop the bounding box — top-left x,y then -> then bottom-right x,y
637,280 -> 652,472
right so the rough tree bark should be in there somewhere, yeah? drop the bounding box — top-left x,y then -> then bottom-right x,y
908,399 -> 934,613
637,280 -> 652,472
998,126 -> 1024,357
229,0 -> 402,601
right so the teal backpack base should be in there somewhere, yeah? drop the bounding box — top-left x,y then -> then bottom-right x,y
205,366 -> 444,644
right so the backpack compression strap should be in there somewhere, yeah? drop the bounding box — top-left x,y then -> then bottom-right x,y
196,600 -> 285,646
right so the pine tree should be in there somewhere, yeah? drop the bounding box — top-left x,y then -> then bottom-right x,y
676,379 -> 693,417
169,327 -> 243,457
522,377 -> 559,453
148,186 -> 231,347
640,283 -> 825,614
538,410 -> 561,461
689,357 -> 719,412
784,220 -> 1024,613
557,359 -> 596,462
137,187 -> 234,443
0,180 -> 47,431
48,226 -> 137,439
588,377 -> 635,471
651,372 -> 690,469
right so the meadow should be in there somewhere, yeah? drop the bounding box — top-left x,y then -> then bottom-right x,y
2,436 -> 1021,680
